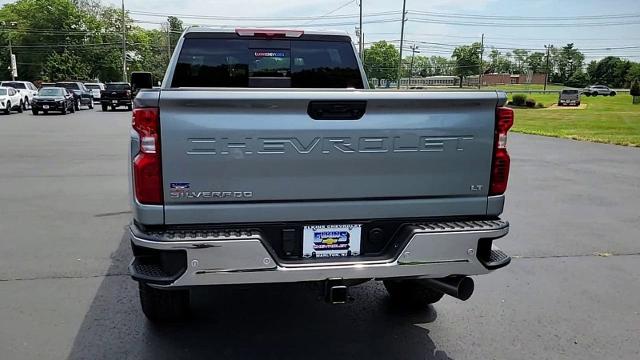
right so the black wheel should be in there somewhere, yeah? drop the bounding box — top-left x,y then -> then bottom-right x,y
591,92 -> 598,97
101,104 -> 108,111
75,100 -> 80,111
70,104 -> 75,113
610,91 -> 616,97
139,282 -> 190,323
32,109 -> 38,115
557,102 -> 562,106
5,102 -> 10,114
18,101 -> 23,113
384,279 -> 445,308
584,93 -> 591,97
88,101 -> 94,109
23,97 -> 29,110
127,104 -> 133,111
62,106 -> 67,115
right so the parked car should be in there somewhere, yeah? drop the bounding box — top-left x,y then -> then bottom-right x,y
31,87 -> 76,115
0,86 -> 24,114
55,82 -> 94,110
100,82 -> 132,111
84,82 -> 105,102
558,89 -> 581,106
0,81 -> 38,110
128,28 -> 513,322
583,85 -> 616,97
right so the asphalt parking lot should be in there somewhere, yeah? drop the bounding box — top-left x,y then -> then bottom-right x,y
0,109 -> 639,360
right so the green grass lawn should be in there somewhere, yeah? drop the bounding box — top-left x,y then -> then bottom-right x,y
510,93 -> 640,147
482,83 -> 565,91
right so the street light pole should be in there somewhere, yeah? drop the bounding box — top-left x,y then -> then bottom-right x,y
396,0 -> 407,89
121,0 -> 127,82
478,33 -> 484,89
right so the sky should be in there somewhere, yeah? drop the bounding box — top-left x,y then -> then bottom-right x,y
5,0 -> 640,61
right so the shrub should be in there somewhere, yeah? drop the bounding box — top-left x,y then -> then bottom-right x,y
631,79 -> 640,97
536,102 -> 545,108
525,97 -> 537,108
512,94 -> 527,106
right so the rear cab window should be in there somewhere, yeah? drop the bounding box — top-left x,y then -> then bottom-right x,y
56,83 -> 80,90
171,34 -> 364,89
105,84 -> 131,91
2,82 -> 26,89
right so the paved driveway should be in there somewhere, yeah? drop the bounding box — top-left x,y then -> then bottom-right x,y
0,110 -> 638,359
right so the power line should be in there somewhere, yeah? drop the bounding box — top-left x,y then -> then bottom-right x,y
303,0 -> 356,26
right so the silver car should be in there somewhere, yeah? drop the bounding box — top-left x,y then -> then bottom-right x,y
558,89 -> 580,106
583,85 -> 616,97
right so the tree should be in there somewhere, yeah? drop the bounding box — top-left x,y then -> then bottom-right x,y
451,43 -> 482,87
630,79 -> 640,104
555,43 -> 584,83
512,49 -> 528,73
565,70 -> 590,88
43,50 -> 90,81
527,52 -> 545,73
363,41 -> 399,85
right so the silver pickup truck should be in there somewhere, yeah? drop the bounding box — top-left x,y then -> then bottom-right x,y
128,27 -> 513,322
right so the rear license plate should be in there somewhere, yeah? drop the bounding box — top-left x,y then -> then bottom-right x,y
303,224 -> 361,258
43,105 -> 49,109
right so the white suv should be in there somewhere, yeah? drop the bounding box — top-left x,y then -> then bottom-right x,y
583,85 -> 617,97
84,82 -> 105,102
0,81 -> 38,109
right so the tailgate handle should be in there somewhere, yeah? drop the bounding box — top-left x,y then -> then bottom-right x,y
307,101 -> 367,120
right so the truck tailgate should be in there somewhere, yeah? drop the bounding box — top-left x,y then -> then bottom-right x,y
159,90 -> 504,224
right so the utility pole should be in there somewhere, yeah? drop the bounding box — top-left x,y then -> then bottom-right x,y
544,44 -> 551,91
358,0 -> 363,61
2,21 -> 18,80
166,22 -> 172,63
8,37 -> 14,81
121,0 -> 127,82
396,0 -> 407,89
409,44 -> 419,87
478,33 -> 484,89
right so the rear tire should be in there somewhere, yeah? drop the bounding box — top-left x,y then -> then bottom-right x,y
5,102 -> 10,114
18,101 -> 23,113
139,282 -> 191,323
88,101 -> 94,109
70,104 -> 75,113
23,97 -> 29,110
591,92 -> 598,97
584,93 -> 591,97
32,109 -> 38,115
62,106 -> 67,115
101,104 -> 108,112
384,279 -> 445,308
610,91 -> 616,96
75,101 -> 80,111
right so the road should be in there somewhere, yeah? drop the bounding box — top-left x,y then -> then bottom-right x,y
0,109 -> 638,360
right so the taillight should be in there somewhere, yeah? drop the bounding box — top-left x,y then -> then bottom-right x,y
490,107 -> 514,195
132,107 -> 163,204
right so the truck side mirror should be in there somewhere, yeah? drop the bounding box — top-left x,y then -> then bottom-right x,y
131,72 -> 153,92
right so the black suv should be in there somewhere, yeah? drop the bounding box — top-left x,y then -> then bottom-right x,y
55,82 -> 94,110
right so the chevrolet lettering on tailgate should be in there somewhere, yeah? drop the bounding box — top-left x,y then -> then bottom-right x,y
186,135 -> 474,155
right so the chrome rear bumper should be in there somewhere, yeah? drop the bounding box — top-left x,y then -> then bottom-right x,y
129,220 -> 510,288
